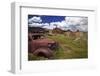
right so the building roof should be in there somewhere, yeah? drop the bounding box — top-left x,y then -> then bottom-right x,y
28,27 -> 46,33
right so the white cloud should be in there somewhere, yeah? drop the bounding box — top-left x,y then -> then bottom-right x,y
77,24 -> 88,31
65,17 -> 88,31
65,17 -> 82,25
43,24 -> 55,29
49,21 -> 68,29
28,16 -> 88,32
29,23 -> 49,27
29,23 -> 42,27
80,17 -> 88,25
28,16 -> 42,24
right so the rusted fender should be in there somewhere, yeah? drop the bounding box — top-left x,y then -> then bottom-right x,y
33,48 -> 53,58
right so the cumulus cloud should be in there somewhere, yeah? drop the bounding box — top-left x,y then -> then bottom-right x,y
65,17 -> 88,31
46,17 -> 88,31
80,17 -> 88,25
43,24 -> 55,29
28,16 -> 42,24
49,21 -> 68,29
77,24 -> 88,31
28,16 -> 88,32
29,23 -> 49,27
65,17 -> 83,26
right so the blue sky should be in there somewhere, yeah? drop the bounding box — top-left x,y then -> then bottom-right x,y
28,15 -> 88,32
28,15 -> 65,23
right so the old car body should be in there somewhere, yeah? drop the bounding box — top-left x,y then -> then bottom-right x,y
28,27 -> 58,58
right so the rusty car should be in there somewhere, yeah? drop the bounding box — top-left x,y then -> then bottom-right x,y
28,27 -> 58,59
